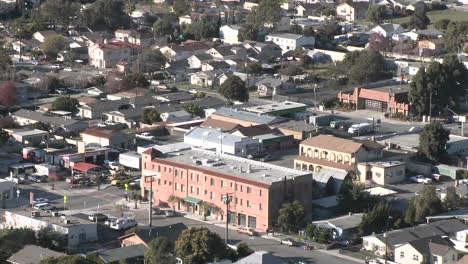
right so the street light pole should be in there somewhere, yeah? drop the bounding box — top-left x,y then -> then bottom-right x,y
145,175 -> 156,227
222,193 -> 232,245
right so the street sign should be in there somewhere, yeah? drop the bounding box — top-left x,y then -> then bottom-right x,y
124,183 -> 129,191
16,190 -> 20,196
29,192 -> 34,204
63,195 -> 67,203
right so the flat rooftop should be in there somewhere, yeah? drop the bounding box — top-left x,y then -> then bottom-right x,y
243,101 -> 307,113
360,80 -> 410,93
155,147 -> 310,184
359,160 -> 405,168
7,208 -> 95,227
13,129 -> 48,136
376,133 -> 468,151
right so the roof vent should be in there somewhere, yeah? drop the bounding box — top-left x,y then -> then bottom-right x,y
263,174 -> 269,177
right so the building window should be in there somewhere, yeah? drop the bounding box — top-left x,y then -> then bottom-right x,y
164,167 -> 166,172
196,187 -> 200,195
221,180 -> 226,188
164,180 -> 167,185
376,173 -> 381,178
259,203 -> 263,210
169,168 -> 172,173
230,182 -> 233,188
400,252 -> 404,258
432,255 -> 438,263
181,171 -> 184,178
240,185 -> 243,192
210,178 -> 215,186
197,174 -> 200,181
169,182 -> 172,186
259,190 -> 263,196
210,192 -> 214,200
175,170 -> 178,177
181,185 -> 185,192
205,176 -> 207,182
190,186 -> 194,193
158,165 -> 161,172
190,173 -> 193,181
158,179 -> 161,185
235,184 -> 238,191
152,164 -> 154,170
247,187 -> 252,193
413,255 -> 419,261
204,190 -> 208,195
247,200 -> 251,207
235,198 -> 238,204
240,199 -> 243,206
175,183 -> 179,190
144,163 -> 147,169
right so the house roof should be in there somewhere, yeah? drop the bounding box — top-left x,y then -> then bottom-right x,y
81,128 -> 119,139
119,223 -> 188,244
267,33 -> 304,40
98,244 -> 146,263
313,167 -> 349,184
234,251 -> 285,264
185,97 -> 226,109
156,92 -> 194,102
165,40 -> 210,52
185,127 -> 251,148
406,236 -> 454,256
7,245 -> 66,264
72,162 -> 101,172
232,124 -> 280,137
190,53 -> 214,61
300,135 -> 363,154
78,97 -> 97,105
11,109 -> 85,128
201,117 -> 241,131
212,107 -> 286,125
374,23 -> 402,33
313,213 -> 364,230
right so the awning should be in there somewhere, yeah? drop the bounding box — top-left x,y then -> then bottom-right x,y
183,196 -> 202,204
72,162 -> 101,172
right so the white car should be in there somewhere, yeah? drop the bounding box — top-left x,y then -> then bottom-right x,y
105,120 -> 117,126
106,161 -> 121,171
110,218 -> 138,230
97,122 -> 107,127
188,89 -> 198,94
51,64 -> 62,69
63,67 -> 73,72
33,203 -> 56,211
138,132 -> 155,140
410,175 -> 432,184
33,198 -> 49,205
280,239 -> 297,247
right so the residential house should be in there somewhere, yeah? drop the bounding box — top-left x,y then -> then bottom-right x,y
243,1 -> 259,10
418,39 -> 445,54
357,161 -> 406,185
201,60 -> 232,71
220,25 -> 241,44
230,124 -> 295,152
11,129 -> 49,145
307,50 -> 333,63
312,213 -> 363,241
88,40 -> 139,69
205,45 -> 247,60
294,134 -> 384,173
115,29 -> 154,47
97,245 -> 146,264
295,3 -> 324,16
155,92 -> 194,103
184,127 -> 261,157
336,2 -> 369,22
104,103 -> 183,128
11,39 -> 41,54
234,251 -> 285,264
256,77 -> 296,96
78,99 -> 129,119
394,236 -> 457,264
201,117 -> 242,131
119,223 -> 188,247
80,128 -> 133,149
187,53 -> 214,69
11,109 -> 88,133
107,88 -> 150,101
371,23 -> 404,37
219,72 -> 257,88
265,33 -> 315,53
362,219 -> 468,257
32,30 -> 58,43
337,81 -> 411,116
140,146 -> 313,232
6,245 -> 66,264
87,87 -> 105,96
190,70 -> 222,88
159,40 -> 210,61
161,110 -> 193,122
405,0 -> 426,11
242,41 -> 282,61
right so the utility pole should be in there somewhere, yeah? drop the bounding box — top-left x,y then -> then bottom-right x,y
222,193 -> 232,245
145,175 -> 156,227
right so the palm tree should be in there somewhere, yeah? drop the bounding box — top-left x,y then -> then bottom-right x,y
168,195 -> 181,211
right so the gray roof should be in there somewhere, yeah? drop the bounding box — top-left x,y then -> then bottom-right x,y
11,109 -> 85,128
213,107 -> 286,125
7,245 -> 66,264
256,78 -> 283,88
313,167 -> 349,184
98,244 -> 146,263
185,97 -> 226,109
313,213 -> 363,230
415,29 -> 444,37
13,129 -> 48,136
375,23 -> 402,33
311,195 -> 339,208
234,251 -> 285,264
267,33 -> 304,40
185,127 -> 248,148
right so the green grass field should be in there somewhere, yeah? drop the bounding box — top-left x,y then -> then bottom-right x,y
392,9 -> 468,26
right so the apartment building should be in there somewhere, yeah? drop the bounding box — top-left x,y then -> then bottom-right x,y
140,146 -> 313,232
88,40 -> 139,69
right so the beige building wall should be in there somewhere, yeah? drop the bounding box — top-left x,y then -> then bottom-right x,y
395,244 -> 424,264
357,163 -> 405,185
363,236 -> 386,256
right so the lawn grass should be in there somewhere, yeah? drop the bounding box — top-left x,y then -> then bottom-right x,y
392,9 -> 468,26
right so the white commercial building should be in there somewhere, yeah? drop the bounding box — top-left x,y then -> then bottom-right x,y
265,33 -> 315,54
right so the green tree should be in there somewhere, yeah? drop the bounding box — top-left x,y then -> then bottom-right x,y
127,72 -> 149,88
404,197 -> 416,225
41,0 -> 80,29
194,91 -> 205,99
413,185 -> 443,222
0,129 -> 9,144
183,102 -> 204,117
433,19 -> 451,30
444,21 -> 468,53
37,227 -> 67,251
279,65 -> 303,76
408,8 -> 430,30
236,62 -> 262,74
31,121 -> 52,131
0,46 -> 12,72
337,49 -> 386,84
181,17 -> 220,41
141,108 -> 162,125
173,0 -> 190,15
124,0 -> 135,14
137,49 -> 167,77
145,237 -> 177,264
218,76 -> 249,102
289,23 -> 303,34
236,243 -> 253,258
418,122 -> 449,163
366,5 -> 387,24
0,228 -> 37,263
238,23 -> 259,42
153,19 -> 174,37
175,227 -> 231,264
51,97 -> 79,113
408,66 -> 430,116
84,0 -> 131,30
41,35 -> 65,59
359,202 -> 393,236
303,26 -> 316,37
277,200 -> 305,233
443,191 -> 464,212
337,179 -> 378,213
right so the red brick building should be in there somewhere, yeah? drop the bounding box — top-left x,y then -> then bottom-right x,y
140,146 -> 313,232
338,83 -> 410,116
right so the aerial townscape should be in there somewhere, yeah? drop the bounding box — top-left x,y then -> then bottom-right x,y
1,0 -> 468,263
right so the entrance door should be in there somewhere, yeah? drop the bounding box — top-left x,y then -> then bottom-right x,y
366,171 -> 372,180
248,216 -> 257,229
238,213 -> 246,226
228,211 -> 236,224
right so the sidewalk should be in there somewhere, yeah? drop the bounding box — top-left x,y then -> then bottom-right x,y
317,249 -> 366,264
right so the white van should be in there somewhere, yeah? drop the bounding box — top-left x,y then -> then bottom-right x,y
348,123 -> 372,135
110,218 -> 138,230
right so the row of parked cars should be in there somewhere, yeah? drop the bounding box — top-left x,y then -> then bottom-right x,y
87,213 -> 138,230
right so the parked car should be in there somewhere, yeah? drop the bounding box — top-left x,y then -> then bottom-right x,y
105,120 -> 117,126
236,227 -> 258,236
33,203 -> 56,211
51,64 -> 62,69
164,210 -> 175,217
97,122 -> 107,127
259,154 -> 274,162
55,88 -> 68,94
129,179 -> 141,189
110,219 -> 138,230
188,89 -> 198,94
105,161 -> 121,170
410,175 -> 432,184
138,132 -> 155,140
105,217 -> 117,226
67,87 -> 81,93
431,174 -> 441,181
281,239 -> 297,247
153,207 -> 165,215
338,123 -> 352,131
88,213 -> 108,222
63,67 -> 73,72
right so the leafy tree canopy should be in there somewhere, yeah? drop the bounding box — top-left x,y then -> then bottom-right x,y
277,200 -> 305,233
145,237 -> 177,264
51,97 -> 79,113
366,5 -> 387,24
142,108 -> 162,124
418,121 -> 449,163
218,76 -> 249,102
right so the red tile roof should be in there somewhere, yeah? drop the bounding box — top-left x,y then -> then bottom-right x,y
72,162 -> 101,172
358,89 -> 390,102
